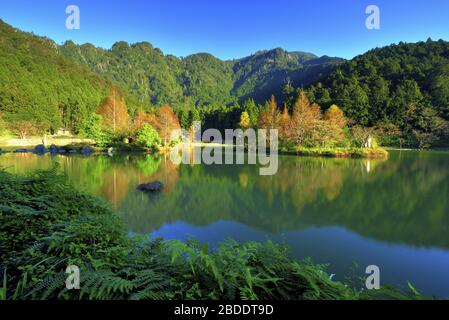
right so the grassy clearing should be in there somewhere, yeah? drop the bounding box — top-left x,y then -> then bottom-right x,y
280,146 -> 389,159
0,168 -> 421,300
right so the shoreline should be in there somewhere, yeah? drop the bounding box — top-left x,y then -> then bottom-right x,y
279,146 -> 389,159
1,140 -> 389,159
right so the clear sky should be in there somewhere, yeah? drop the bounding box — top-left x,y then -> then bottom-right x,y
0,0 -> 448,60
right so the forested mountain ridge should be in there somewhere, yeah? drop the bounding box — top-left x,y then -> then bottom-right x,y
0,19 -> 113,133
59,38 -> 344,107
230,48 -> 344,102
306,40 -> 449,146
1,19 -> 448,147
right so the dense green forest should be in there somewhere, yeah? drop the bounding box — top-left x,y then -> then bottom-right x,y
0,19 -> 448,148
0,20 -> 110,134
60,39 -> 343,108
232,49 -> 343,102
305,40 -> 449,147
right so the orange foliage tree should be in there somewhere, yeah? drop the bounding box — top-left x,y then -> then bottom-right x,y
97,87 -> 130,134
279,104 -> 292,143
258,95 -> 281,133
133,110 -> 156,132
151,105 -> 181,146
275,90 -> 349,148
323,104 -> 348,146
288,90 -> 322,146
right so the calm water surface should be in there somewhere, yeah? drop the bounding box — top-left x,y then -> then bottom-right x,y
1,150 -> 448,297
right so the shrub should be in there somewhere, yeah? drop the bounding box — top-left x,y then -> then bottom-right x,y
79,113 -> 114,147
136,124 -> 161,148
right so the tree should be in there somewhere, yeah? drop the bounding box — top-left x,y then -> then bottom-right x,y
151,105 -> 181,146
0,113 -> 6,134
289,90 -> 322,146
79,113 -> 111,147
133,110 -> 156,133
279,105 -> 292,143
351,125 -> 376,148
258,95 -> 281,131
8,120 -> 37,139
324,105 -> 347,128
430,65 -> 449,119
323,105 -> 348,146
97,88 -> 130,134
282,80 -> 296,109
414,107 -> 448,148
189,107 -> 202,127
242,99 -> 259,128
136,124 -> 161,148
239,111 -> 251,129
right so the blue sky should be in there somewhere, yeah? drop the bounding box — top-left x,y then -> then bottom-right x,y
0,0 -> 448,60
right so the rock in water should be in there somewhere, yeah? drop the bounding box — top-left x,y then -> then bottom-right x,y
49,144 -> 58,153
33,144 -> 49,154
81,145 -> 95,155
137,181 -> 164,192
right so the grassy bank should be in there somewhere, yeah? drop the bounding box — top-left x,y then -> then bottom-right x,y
0,168 -> 420,300
0,136 -> 93,148
280,146 -> 389,159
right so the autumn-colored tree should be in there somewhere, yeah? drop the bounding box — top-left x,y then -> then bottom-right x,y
258,95 -> 281,131
323,104 -> 348,146
279,105 -> 292,143
133,110 -> 157,133
324,105 -> 347,128
239,111 -> 251,129
151,105 -> 181,146
289,90 -> 322,146
97,88 -> 130,134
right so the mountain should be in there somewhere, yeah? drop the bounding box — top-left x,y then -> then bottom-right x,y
0,19 -> 112,132
230,48 -> 344,102
306,39 -> 449,146
2,19 -> 446,147
60,40 -> 185,106
60,40 -> 343,107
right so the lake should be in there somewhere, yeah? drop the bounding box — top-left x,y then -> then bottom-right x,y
1,149 -> 448,297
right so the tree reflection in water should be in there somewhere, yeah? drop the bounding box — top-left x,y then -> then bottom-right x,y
0,150 -> 448,248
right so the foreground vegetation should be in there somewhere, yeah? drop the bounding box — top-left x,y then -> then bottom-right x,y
0,168 -> 423,300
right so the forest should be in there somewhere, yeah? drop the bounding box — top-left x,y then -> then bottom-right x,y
1,16 -> 447,301
0,19 -> 448,149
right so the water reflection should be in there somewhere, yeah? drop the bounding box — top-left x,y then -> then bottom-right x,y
2,150 -> 449,296
1,150 -> 448,249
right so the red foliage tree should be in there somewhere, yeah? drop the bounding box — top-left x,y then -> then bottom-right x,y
97,87 -> 130,133
134,110 -> 157,132
150,105 -> 181,146
288,90 -> 322,146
